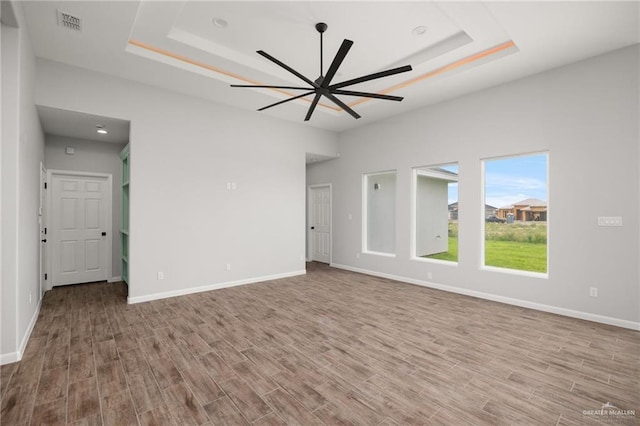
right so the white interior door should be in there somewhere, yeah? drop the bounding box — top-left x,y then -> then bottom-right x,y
51,173 -> 110,286
309,185 -> 331,264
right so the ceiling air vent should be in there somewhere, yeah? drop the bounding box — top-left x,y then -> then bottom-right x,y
57,10 -> 82,31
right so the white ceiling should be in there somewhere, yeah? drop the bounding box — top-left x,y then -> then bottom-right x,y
22,1 -> 640,133
37,105 -> 130,144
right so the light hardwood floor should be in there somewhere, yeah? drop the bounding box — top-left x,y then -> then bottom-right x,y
1,262 -> 638,425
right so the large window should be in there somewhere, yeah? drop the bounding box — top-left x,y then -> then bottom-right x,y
413,164 -> 458,262
363,171 -> 396,255
483,152 -> 548,274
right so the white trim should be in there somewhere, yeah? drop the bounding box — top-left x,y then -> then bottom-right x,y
46,170 -> 113,290
411,256 -> 459,267
481,265 -> 547,279
127,270 -> 306,304
307,184 -> 332,264
39,162 -> 47,298
1,297 -> 42,365
108,276 -> 122,283
0,352 -> 19,365
362,251 -> 396,258
330,263 -> 640,331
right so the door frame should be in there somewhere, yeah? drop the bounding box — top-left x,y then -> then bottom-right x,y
46,169 -> 113,291
39,162 -> 47,297
306,183 -> 332,264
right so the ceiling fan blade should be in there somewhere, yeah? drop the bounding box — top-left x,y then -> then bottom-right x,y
322,39 -> 353,88
304,93 -> 322,121
324,92 -> 361,119
231,85 -> 314,90
330,65 -> 413,90
257,50 -> 318,88
257,91 -> 315,112
331,89 -> 403,101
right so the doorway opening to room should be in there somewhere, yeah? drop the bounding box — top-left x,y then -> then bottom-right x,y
38,106 -> 130,293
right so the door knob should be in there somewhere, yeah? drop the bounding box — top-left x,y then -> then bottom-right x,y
311,226 -> 315,230
41,239 -> 47,243
101,232 -> 107,236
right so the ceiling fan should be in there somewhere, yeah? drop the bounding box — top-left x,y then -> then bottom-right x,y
231,23 -> 413,121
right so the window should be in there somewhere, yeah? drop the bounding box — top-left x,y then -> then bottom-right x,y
363,171 -> 396,255
413,164 -> 458,262
483,152 -> 548,274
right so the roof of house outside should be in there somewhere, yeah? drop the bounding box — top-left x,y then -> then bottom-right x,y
499,198 -> 547,209
449,202 -> 497,210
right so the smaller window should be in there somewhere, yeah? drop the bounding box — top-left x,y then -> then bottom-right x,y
363,171 -> 396,255
413,163 -> 458,262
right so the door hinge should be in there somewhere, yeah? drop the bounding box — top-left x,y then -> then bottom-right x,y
44,182 -> 47,189
44,228 -> 47,235
44,273 -> 48,280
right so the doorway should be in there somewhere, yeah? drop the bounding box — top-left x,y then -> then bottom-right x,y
308,184 -> 332,264
47,170 -> 112,288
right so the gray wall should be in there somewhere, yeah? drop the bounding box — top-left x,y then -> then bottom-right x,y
1,1 -> 45,362
45,135 -> 127,280
308,45 -> 640,327
416,175 -> 448,257
366,172 -> 396,254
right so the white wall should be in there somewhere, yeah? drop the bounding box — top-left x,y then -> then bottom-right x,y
45,135 -> 127,280
308,45 -> 640,328
1,1 -> 45,363
36,58 -> 338,303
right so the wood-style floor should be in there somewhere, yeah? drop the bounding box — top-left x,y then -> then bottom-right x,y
1,262 -> 638,425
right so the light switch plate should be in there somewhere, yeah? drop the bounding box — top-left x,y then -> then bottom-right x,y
597,216 -> 622,226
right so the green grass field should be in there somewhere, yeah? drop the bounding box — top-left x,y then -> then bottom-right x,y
424,221 -> 547,273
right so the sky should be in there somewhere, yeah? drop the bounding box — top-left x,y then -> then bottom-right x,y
484,153 -> 548,208
440,154 -> 548,207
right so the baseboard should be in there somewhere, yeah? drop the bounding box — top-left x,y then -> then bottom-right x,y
0,351 -> 19,365
331,263 -> 640,331
108,276 -> 122,283
127,270 -> 307,304
0,296 -> 42,365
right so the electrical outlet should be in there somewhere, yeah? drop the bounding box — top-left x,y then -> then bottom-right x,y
427,272 -> 433,280
226,264 -> 231,271
157,272 -> 164,280
29,291 -> 32,304
589,287 -> 598,297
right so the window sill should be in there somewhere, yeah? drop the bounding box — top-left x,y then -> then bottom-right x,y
362,251 -> 396,258
411,257 -> 458,267
481,265 -> 548,279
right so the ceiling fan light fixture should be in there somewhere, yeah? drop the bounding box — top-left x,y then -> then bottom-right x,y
212,18 -> 229,29
231,22 -> 412,121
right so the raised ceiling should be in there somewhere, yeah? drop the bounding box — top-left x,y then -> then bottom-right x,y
22,1 -> 640,132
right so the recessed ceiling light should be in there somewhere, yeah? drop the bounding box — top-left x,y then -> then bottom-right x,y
212,18 -> 228,29
412,26 -> 427,36
96,125 -> 108,134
